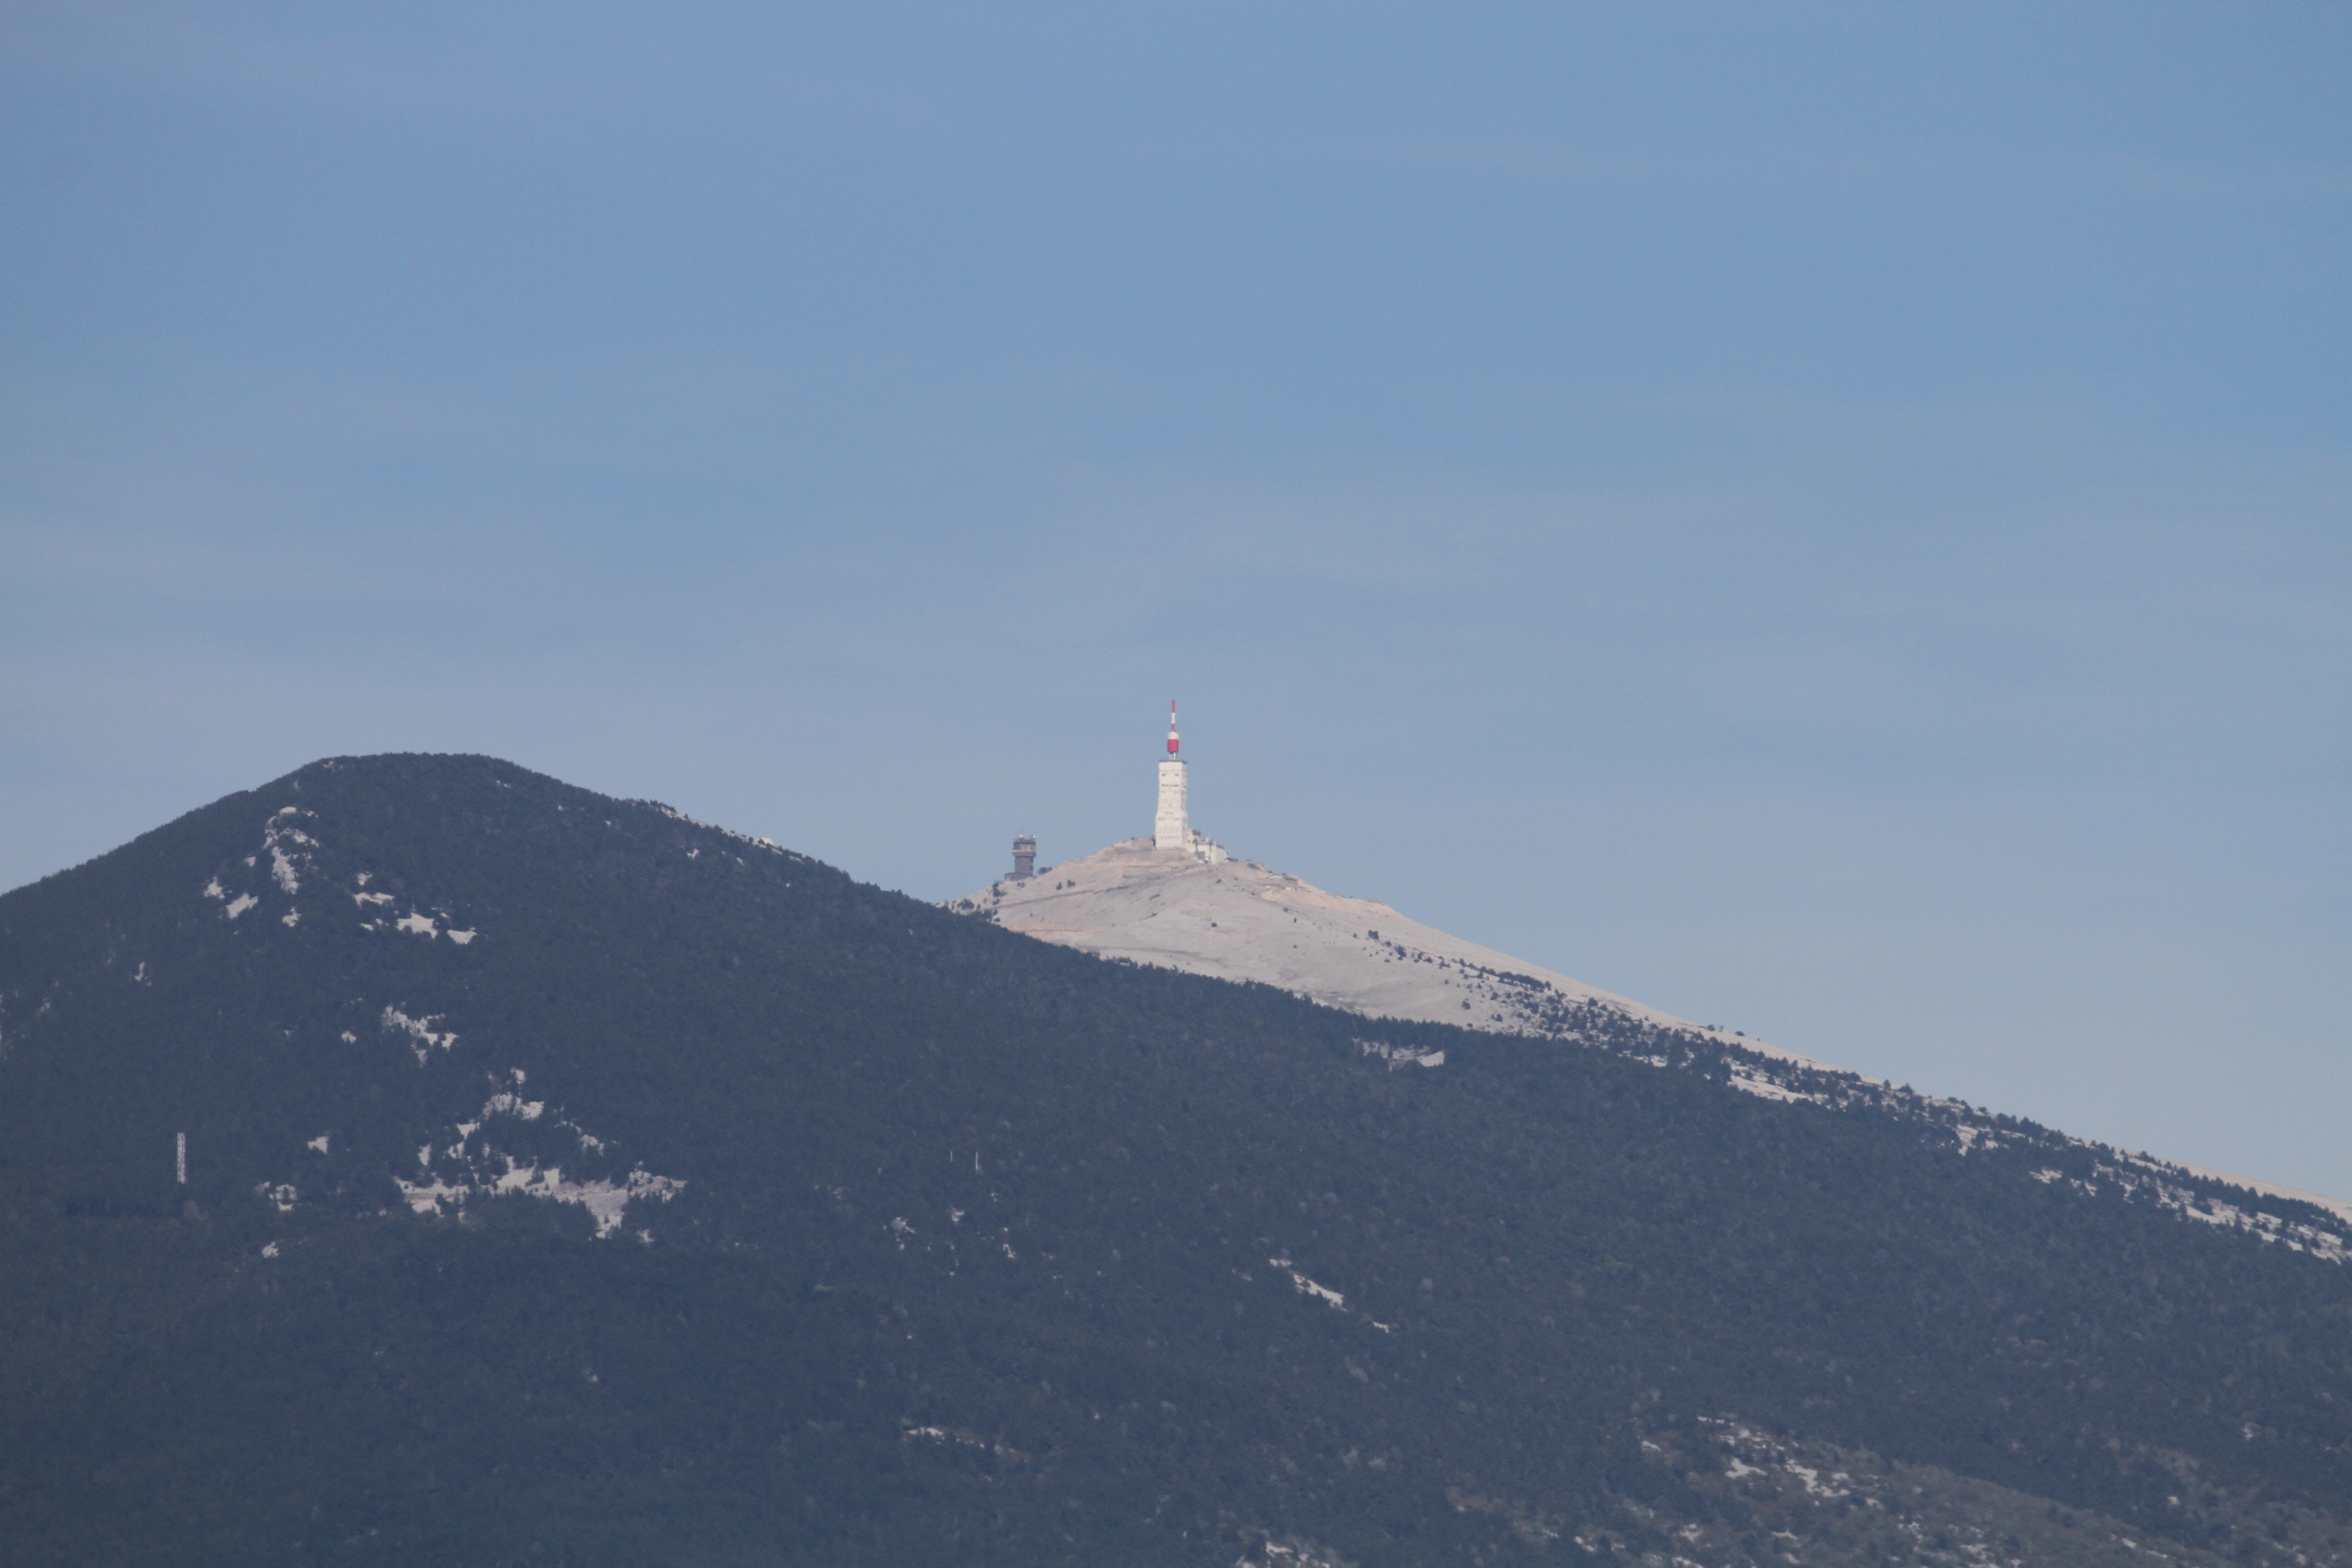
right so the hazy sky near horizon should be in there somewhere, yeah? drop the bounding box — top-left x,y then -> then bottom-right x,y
5,5 -> 2347,1195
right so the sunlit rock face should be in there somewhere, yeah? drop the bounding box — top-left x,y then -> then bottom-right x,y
951,836 -> 1778,1056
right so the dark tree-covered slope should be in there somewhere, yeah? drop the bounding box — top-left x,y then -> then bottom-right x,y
2,754 -> 2347,1568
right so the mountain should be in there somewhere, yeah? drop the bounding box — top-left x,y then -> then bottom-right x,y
951,837 -> 1777,1052
957,838 -> 2352,1239
4,753 -> 2350,1568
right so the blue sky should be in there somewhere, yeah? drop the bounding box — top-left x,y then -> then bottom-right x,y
6,4 -> 2347,1195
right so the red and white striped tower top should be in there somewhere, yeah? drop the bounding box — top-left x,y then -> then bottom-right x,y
1167,700 -> 1179,755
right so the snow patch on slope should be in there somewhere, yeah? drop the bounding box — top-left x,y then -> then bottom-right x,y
393,1076 -> 683,1237
396,1161 -> 683,1237
382,1005 -> 457,1063
397,1081 -> 686,1241
202,807 -> 322,922
263,806 -> 317,894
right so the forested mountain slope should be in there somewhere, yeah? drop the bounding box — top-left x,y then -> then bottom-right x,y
2,754 -> 2347,1568
956,835 -> 2352,1239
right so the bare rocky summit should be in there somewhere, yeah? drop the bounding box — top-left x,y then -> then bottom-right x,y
952,838 -> 1809,1060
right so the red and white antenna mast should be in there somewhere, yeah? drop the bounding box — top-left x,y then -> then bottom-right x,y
1154,700 -> 1190,850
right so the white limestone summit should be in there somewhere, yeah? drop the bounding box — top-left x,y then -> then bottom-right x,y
951,833 -> 1746,1047
957,708 -> 1813,1058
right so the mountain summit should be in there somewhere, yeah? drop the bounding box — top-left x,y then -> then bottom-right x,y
5,754 -> 2351,1568
954,837 -> 1800,1062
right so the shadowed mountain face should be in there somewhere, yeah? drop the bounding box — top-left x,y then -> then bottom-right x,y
2,755 -> 2349,1568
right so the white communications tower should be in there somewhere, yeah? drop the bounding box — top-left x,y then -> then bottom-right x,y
1154,701 -> 1188,850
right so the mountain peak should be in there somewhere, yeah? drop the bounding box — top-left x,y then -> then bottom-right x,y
951,835 -> 1816,1067
9,753 -> 2352,1564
